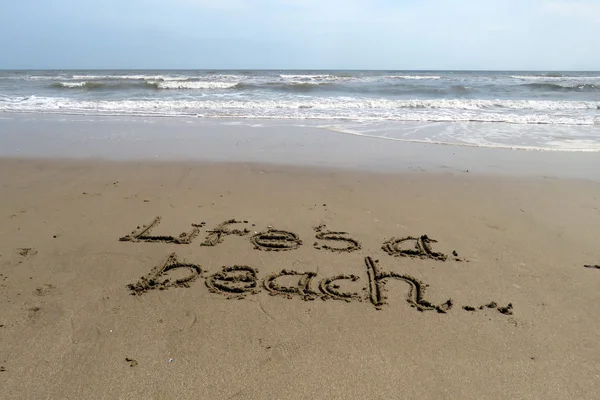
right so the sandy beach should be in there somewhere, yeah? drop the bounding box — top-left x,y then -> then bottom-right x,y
1,125 -> 600,400
2,0 -> 600,394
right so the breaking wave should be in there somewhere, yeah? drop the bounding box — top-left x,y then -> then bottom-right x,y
384,75 -> 442,80
50,81 -> 239,90
1,96 -> 598,125
50,81 -> 159,90
71,74 -> 190,81
511,75 -> 600,81
523,82 -> 599,92
152,81 -> 239,90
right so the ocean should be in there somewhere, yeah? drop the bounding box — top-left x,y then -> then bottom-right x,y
1,70 -> 599,151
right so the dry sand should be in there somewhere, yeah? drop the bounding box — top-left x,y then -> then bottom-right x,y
1,158 -> 600,399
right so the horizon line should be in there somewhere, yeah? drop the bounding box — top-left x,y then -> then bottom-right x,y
1,68 -> 600,72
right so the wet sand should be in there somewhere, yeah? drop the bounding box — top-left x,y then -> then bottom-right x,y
1,113 -> 600,180
1,157 -> 600,399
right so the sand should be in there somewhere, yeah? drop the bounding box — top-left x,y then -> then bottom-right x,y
1,157 -> 599,399
2,113 -> 600,180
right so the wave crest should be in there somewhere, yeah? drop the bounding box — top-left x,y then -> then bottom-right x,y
50,81 -> 159,90
524,82 -> 599,92
512,75 -> 600,81
50,81 -> 241,90
384,75 -> 442,80
71,74 -> 189,81
151,81 -> 239,90
3,95 -> 598,116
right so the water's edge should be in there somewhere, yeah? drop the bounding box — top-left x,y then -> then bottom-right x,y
1,113 -> 599,181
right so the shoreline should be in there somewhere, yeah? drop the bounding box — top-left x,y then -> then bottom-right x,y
1,112 -> 600,181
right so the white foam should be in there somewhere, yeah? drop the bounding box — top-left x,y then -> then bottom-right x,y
279,74 -> 351,83
27,75 -> 68,81
384,75 -> 442,80
280,74 -> 334,79
71,75 -> 189,81
319,125 -> 600,152
511,75 -> 600,81
208,74 -> 248,80
152,81 -> 239,90
56,82 -> 87,88
1,96 -> 598,126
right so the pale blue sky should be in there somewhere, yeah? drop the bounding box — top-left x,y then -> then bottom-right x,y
1,0 -> 599,70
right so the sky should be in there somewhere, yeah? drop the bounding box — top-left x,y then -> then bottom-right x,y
1,0 -> 599,70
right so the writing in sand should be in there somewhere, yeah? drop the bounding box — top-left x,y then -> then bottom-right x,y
120,217 -> 513,315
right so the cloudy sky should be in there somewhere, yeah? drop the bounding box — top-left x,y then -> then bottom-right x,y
1,0 -> 599,70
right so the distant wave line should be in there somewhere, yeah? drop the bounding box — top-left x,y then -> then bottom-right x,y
522,82 -> 599,92
511,75 -> 600,81
8,95 -> 600,111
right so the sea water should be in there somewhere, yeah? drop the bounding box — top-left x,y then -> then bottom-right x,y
1,70 -> 598,151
